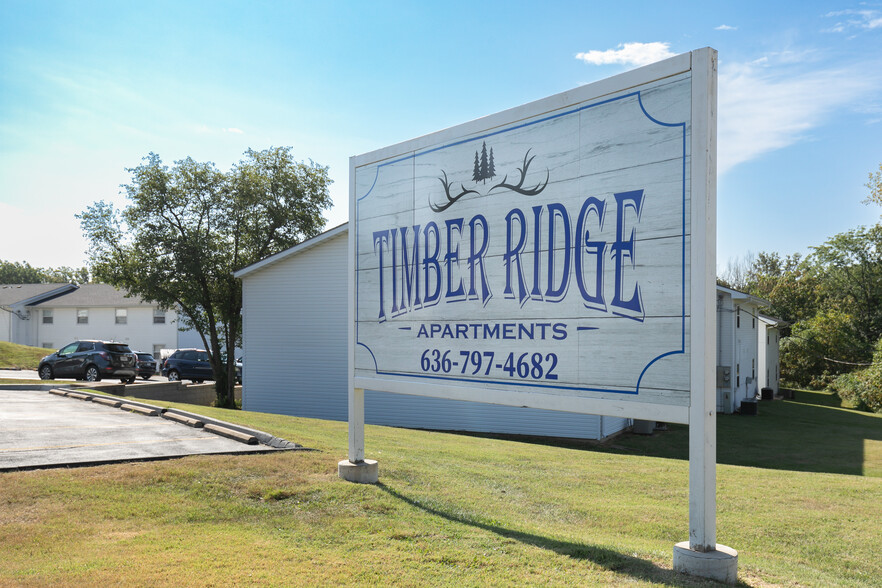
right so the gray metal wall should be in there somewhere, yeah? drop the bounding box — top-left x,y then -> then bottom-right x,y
241,230 -> 628,440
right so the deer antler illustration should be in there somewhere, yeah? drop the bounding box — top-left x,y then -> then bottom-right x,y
430,170 -> 479,212
489,148 -> 549,196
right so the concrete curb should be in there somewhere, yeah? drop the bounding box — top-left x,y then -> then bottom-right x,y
52,388 -> 301,450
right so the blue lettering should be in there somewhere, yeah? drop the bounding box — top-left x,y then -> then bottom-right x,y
445,218 -> 465,299
575,197 -> 607,312
372,230 -> 390,322
545,203 -> 571,301
503,208 -> 529,305
467,215 -> 492,305
611,190 -> 645,320
398,225 -> 421,315
423,222 -> 441,307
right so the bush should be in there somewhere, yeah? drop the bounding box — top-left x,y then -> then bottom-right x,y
829,340 -> 882,413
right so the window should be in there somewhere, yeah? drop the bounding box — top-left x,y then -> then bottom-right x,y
736,307 -> 740,328
60,342 -> 79,355
752,359 -> 755,379
153,344 -> 164,358
77,341 -> 95,352
42,342 -> 53,349
42,310 -> 53,324
115,308 -> 127,325
77,309 -> 88,324
752,317 -> 755,329
153,308 -> 166,324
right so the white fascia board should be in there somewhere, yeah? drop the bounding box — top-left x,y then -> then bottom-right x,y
233,223 -> 349,279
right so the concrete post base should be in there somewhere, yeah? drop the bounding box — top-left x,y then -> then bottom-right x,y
673,542 -> 737,584
338,459 -> 379,484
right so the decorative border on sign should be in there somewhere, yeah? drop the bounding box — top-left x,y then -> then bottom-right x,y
355,89 -> 687,396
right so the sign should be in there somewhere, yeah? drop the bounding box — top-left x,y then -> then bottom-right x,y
350,50 -> 714,425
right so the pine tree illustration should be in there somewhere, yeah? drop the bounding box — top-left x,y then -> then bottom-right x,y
488,147 -> 496,180
479,142 -> 489,183
472,152 -> 481,183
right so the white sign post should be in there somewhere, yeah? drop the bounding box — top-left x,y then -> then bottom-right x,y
343,47 -> 736,583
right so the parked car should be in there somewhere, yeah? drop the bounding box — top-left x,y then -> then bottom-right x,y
38,340 -> 138,383
135,352 -> 158,380
162,349 -> 242,383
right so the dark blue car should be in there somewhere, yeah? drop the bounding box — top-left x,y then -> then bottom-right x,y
161,349 -> 241,383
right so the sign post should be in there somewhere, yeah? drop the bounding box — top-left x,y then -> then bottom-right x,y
344,47 -> 736,582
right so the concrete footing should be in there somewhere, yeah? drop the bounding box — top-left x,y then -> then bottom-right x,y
338,459 -> 378,484
673,542 -> 738,584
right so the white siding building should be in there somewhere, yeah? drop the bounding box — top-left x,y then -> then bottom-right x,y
715,286 -> 772,413
0,283 -> 189,357
758,314 -> 786,397
235,224 -> 630,440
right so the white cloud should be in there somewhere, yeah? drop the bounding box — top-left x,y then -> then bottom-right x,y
715,24 -> 737,31
824,9 -> 882,32
718,59 -> 880,174
575,42 -> 676,67
224,127 -> 244,134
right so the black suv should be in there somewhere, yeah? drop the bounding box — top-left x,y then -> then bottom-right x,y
135,352 -> 158,380
162,349 -> 241,383
38,340 -> 138,383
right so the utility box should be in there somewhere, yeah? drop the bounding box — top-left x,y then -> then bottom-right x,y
716,366 -> 732,388
740,398 -> 758,415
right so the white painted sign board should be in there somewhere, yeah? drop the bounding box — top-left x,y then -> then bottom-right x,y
350,50 -> 716,427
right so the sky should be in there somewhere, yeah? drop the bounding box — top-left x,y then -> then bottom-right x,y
1,1 -> 880,274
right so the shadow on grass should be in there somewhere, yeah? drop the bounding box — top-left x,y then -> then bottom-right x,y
443,396 -> 882,477
377,483 -> 743,587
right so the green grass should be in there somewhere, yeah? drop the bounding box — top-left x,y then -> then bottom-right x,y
0,393 -> 880,586
0,341 -> 50,369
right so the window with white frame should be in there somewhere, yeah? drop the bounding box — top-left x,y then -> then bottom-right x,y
115,308 -> 127,324
153,308 -> 166,324
153,344 -> 164,358
77,309 -> 88,324
42,309 -> 53,324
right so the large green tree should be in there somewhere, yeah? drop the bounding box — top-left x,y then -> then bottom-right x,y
0,260 -> 89,284
79,146 -> 332,407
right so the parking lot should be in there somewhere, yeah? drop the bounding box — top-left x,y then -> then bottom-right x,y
0,368 -> 175,385
0,388 -> 292,471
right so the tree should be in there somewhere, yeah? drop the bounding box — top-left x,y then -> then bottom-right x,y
472,152 -> 480,183
479,142 -> 489,183
79,146 -> 332,408
0,260 -> 90,284
865,163 -> 882,211
0,260 -> 45,283
808,224 -> 882,354
488,147 -> 496,181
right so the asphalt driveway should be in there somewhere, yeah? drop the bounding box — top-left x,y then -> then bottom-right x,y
0,388 -> 295,471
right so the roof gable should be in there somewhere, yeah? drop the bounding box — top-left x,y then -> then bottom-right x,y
0,283 -> 78,307
234,223 -> 348,278
28,284 -> 154,308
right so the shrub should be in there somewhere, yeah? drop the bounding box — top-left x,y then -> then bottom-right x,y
829,339 -> 882,413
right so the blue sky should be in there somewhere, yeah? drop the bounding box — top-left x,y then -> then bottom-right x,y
1,1 -> 880,273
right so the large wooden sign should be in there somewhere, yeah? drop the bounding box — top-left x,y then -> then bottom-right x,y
350,50 -> 715,425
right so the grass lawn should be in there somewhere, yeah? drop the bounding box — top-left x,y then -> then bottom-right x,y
0,391 -> 879,586
0,341 -> 50,370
